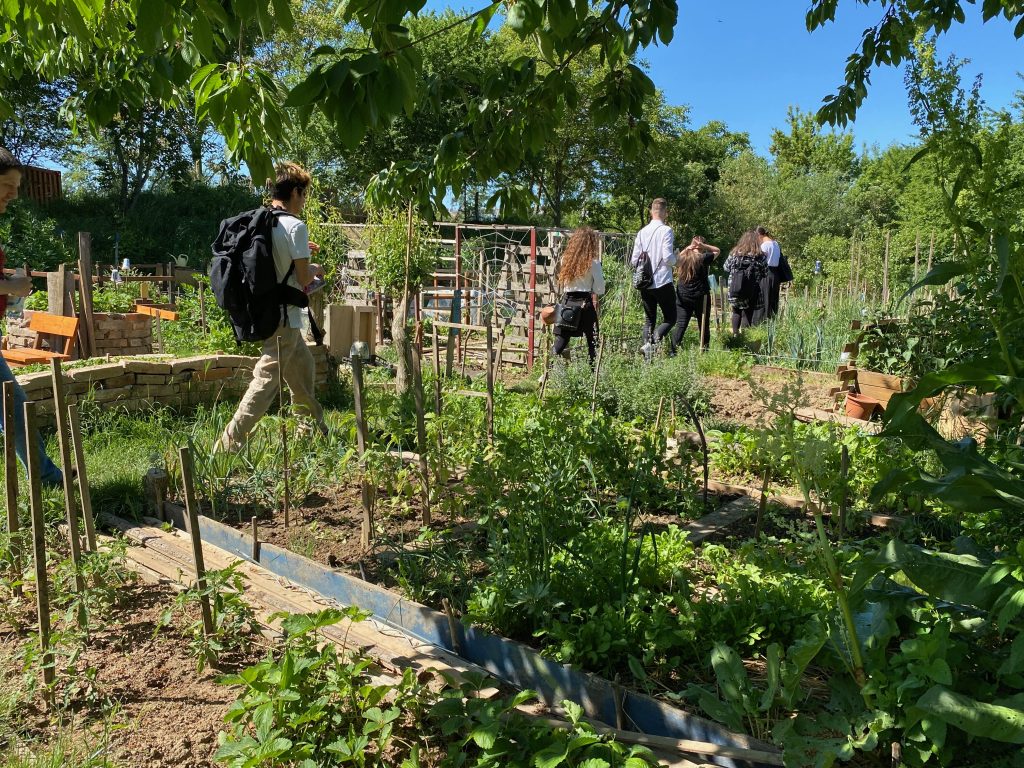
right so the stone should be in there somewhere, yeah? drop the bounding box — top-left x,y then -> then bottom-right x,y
67,363 -> 125,383
212,354 -> 257,370
122,359 -> 173,374
16,371 -> 53,392
90,386 -> 133,403
195,368 -> 233,382
99,375 -> 135,389
135,374 -> 168,385
170,355 -> 219,374
170,372 -> 193,383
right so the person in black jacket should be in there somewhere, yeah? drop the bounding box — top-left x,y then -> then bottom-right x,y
671,236 -> 720,351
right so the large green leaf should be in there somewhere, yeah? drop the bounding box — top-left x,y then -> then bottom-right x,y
914,685 -> 1024,744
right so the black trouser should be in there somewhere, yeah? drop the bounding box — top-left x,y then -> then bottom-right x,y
672,293 -> 711,351
755,267 -> 782,323
553,292 -> 598,362
731,306 -> 756,334
639,283 -> 677,351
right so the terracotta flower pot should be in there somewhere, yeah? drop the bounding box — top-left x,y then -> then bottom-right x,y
845,392 -> 881,421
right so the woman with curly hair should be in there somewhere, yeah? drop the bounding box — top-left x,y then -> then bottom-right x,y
552,227 -> 605,362
724,229 -> 768,334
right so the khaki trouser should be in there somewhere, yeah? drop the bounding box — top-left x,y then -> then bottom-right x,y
218,326 -> 324,451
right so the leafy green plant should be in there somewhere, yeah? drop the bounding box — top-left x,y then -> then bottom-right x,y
159,561 -> 258,671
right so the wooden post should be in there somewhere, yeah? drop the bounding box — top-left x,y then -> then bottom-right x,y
654,396 -> 665,433
250,516 -> 260,562
276,335 -> 290,528
485,324 -> 495,445
3,382 -> 21,597
682,398 -> 709,512
351,356 -> 373,547
198,283 -> 208,337
755,468 -> 770,539
527,227 -> 537,370
882,230 -> 891,305
539,327 -> 551,402
67,404 -> 97,553
453,226 -> 463,366
494,331 -> 505,378
77,233 -> 96,358
47,264 -> 74,316
838,445 -> 850,537
431,323 -> 442,416
24,402 -> 54,697
50,360 -> 85,596
178,446 -> 217,670
166,261 -> 175,304
410,337 -> 431,524
155,314 -> 164,353
914,232 -> 921,283
144,467 -> 169,521
589,340 -> 605,416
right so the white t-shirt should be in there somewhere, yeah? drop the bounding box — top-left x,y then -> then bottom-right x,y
631,220 -> 676,289
561,260 -> 606,295
761,239 -> 781,268
271,212 -> 309,328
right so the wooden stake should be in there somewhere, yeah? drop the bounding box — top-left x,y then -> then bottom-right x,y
589,340 -> 605,416
3,382 -> 21,597
485,324 -> 495,445
178,446 -> 216,669
198,282 -> 208,336
276,335 -> 290,528
24,402 -> 54,697
67,404 -> 97,553
654,396 -> 665,433
755,468 -> 770,538
50,360 -> 84,596
682,399 -> 709,512
882,230 -> 891,306
77,233 -> 96,358
914,232 -> 921,283
410,337 -> 431,524
250,516 -> 260,562
431,323 -> 442,416
351,356 -> 373,548
539,327 -> 551,402
838,444 -> 850,537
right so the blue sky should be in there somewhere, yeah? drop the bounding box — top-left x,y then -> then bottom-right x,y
635,1 -> 1024,154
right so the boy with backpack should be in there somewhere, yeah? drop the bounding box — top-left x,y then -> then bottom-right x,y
630,198 -> 677,359
213,162 -> 328,452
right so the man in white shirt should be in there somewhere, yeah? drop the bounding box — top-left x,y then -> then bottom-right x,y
218,162 -> 328,452
631,198 -> 678,357
756,226 -> 782,321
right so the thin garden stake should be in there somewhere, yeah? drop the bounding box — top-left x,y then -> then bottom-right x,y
351,356 -> 374,547
67,404 -> 97,553
3,382 -> 21,597
198,282 -> 208,336
755,468 -> 770,539
431,322 -> 442,416
681,397 -> 709,512
838,444 -> 850,538
590,340 -> 605,416
250,516 -> 260,562
179,446 -> 217,669
654,396 -> 665,433
24,401 -> 54,697
410,337 -> 432,523
539,327 -> 550,402
50,360 -> 85,597
275,335 -> 290,528
485,323 -> 495,445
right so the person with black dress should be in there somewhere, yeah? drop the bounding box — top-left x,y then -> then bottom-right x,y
553,227 -> 605,362
671,236 -> 720,351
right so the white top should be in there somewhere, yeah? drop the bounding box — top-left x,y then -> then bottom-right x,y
561,260 -> 606,296
631,219 -> 676,289
271,212 -> 309,327
761,239 -> 781,268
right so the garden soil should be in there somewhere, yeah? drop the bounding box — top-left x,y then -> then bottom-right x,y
709,367 -> 835,427
1,582 -> 257,768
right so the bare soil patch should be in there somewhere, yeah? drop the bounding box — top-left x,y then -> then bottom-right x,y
709,367 -> 835,428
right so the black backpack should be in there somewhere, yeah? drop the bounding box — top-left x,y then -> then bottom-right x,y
210,207 -> 314,344
728,256 -> 761,303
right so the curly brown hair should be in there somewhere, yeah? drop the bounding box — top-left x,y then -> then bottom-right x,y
557,227 -> 600,287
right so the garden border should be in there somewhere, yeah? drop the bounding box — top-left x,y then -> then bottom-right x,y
161,504 -> 781,768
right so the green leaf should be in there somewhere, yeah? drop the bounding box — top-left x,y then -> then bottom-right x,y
915,685 -> 1024,743
533,744 -> 568,768
470,722 -> 499,750
710,642 -> 748,706
999,634 -> 1024,676
134,0 -> 165,54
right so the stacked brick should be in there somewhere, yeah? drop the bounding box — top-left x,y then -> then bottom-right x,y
6,310 -> 153,357
16,345 -> 331,425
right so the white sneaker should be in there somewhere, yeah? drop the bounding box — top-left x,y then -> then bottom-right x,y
641,342 -> 654,362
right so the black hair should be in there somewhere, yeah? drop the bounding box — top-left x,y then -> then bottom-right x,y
0,147 -> 23,175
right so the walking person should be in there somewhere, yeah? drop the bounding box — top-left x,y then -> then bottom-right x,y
217,162 -> 328,452
552,227 -> 605,363
724,230 -> 767,335
671,236 -> 720,351
0,147 -> 63,487
631,198 -> 677,359
756,226 -> 784,321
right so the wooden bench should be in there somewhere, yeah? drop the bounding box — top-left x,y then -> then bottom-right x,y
3,312 -> 80,366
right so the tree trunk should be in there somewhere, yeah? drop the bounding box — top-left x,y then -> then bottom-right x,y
391,289 -> 413,396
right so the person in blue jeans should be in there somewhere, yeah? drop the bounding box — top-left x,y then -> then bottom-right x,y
0,147 -> 63,487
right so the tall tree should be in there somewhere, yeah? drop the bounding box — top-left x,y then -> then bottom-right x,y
770,106 -> 858,180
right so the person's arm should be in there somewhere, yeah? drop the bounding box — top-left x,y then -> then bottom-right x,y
591,261 -> 606,296
285,220 -> 318,287
663,228 -> 676,267
630,233 -> 642,266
